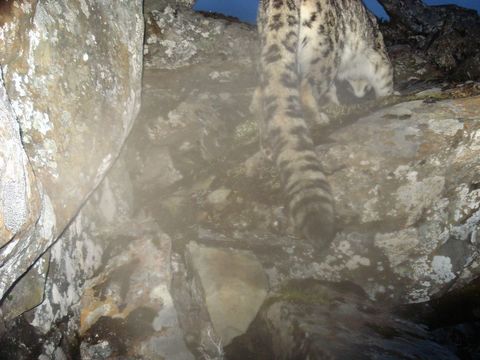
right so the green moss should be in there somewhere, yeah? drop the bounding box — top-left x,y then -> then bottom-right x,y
266,280 -> 332,307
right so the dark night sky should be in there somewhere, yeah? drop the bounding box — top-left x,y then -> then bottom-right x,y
194,0 -> 480,24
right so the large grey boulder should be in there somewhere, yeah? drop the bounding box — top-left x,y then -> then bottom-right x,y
186,242 -> 268,346
316,96 -> 480,303
0,0 -> 144,317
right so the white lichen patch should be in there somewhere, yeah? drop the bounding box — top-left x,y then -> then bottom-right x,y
12,73 -> 28,97
0,80 -> 40,238
345,254 -> 371,270
78,235 -> 103,278
38,193 -> 56,241
86,33 -> 97,46
468,130 -> 480,152
79,0 -> 90,18
374,228 -> 420,268
428,118 -> 464,137
407,282 -> 432,303
404,255 -> 456,302
393,165 -> 414,179
10,92 -> 58,175
361,185 -> 381,223
395,176 -> 445,226
32,297 -> 54,334
430,256 -> 456,284
32,111 -> 53,136
27,29 -> 41,76
209,71 -> 233,82
454,184 -> 480,222
36,138 -> 59,176
166,112 -> 184,129
316,238 -> 371,278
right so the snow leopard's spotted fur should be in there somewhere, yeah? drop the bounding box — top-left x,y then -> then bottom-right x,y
255,0 -> 393,250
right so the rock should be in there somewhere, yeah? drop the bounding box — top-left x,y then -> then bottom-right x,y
1,252 -> 50,322
0,78 -> 41,247
0,316 -> 42,359
314,97 -> 480,302
0,0 -> 144,314
144,0 -> 195,13
144,4 -> 257,69
30,156 -> 134,334
137,330 -> 195,360
0,76 -> 45,305
207,188 -> 232,210
0,44 -> 191,355
133,145 -> 184,190
226,279 -> 459,359
186,242 -> 268,345
42,211 -> 192,357
80,340 -> 113,360
378,0 -> 480,80
212,97 -> 480,305
179,95 -> 480,305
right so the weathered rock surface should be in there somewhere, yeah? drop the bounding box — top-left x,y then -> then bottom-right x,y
2,1 -> 480,358
145,0 -> 196,13
143,4 -> 257,69
78,226 -> 192,360
1,140 -> 194,359
136,4 -> 480,357
315,96 -> 480,303
21,152 -> 191,359
378,0 -> 480,80
0,0 -> 144,316
0,76 -> 44,314
186,242 -> 268,346
226,279 -> 458,359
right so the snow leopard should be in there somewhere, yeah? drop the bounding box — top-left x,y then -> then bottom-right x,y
254,0 -> 394,251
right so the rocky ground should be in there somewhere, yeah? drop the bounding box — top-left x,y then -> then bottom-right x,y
2,1 -> 480,359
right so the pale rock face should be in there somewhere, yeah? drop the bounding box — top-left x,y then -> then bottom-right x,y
186,242 -> 268,346
0,0 -> 144,314
0,77 -> 42,299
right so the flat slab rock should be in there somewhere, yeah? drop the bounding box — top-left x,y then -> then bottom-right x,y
186,242 -> 268,346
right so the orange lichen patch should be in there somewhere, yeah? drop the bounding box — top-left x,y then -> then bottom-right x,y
453,96 -> 480,118
79,287 -> 136,335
